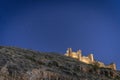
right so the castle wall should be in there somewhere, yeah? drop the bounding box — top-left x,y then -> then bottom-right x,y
71,52 -> 79,59
95,61 -> 105,67
106,63 -> 116,70
65,49 -> 94,64
65,48 -> 116,70
81,56 -> 92,64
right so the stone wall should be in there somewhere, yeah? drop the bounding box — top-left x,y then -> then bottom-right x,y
65,48 -> 94,64
65,48 -> 116,70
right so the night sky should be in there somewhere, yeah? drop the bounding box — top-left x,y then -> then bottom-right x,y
0,0 -> 120,69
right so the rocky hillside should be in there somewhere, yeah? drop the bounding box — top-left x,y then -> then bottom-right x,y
0,46 -> 120,80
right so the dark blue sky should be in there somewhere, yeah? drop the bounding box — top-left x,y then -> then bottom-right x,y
0,0 -> 120,69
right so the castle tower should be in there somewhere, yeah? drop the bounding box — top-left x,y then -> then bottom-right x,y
110,63 -> 116,70
77,50 -> 82,61
67,48 -> 72,57
112,63 -> 116,70
88,54 -> 94,63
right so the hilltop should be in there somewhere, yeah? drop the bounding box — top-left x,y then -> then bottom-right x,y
0,46 -> 120,80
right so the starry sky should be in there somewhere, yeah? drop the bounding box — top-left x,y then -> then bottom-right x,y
0,0 -> 120,69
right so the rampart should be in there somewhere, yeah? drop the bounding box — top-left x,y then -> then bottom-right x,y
65,48 -> 116,70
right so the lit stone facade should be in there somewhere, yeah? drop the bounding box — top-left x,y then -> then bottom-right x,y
65,48 -> 116,70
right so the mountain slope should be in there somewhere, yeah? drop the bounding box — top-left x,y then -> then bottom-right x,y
0,46 -> 120,80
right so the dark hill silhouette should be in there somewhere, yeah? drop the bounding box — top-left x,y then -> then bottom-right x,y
0,46 -> 120,80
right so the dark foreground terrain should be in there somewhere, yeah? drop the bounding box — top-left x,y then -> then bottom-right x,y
0,46 -> 120,80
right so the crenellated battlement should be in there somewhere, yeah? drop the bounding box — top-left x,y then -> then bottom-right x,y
65,48 -> 116,70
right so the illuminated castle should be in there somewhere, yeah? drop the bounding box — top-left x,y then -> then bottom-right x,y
65,48 -> 116,70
